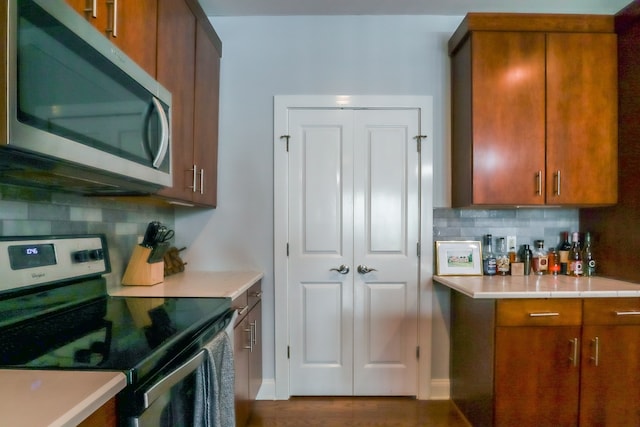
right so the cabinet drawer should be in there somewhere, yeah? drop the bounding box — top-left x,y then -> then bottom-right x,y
247,280 -> 262,310
233,291 -> 249,325
583,298 -> 640,325
496,299 -> 582,326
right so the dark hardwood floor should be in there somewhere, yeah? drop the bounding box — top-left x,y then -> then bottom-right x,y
246,397 -> 470,427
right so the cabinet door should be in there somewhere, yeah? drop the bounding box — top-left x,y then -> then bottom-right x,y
495,326 -> 581,427
192,20 -> 220,207
580,325 -> 640,426
234,316 -> 250,427
156,0 -> 196,202
65,0 -> 157,76
468,32 -> 546,205
546,33 -> 617,205
248,301 -> 262,401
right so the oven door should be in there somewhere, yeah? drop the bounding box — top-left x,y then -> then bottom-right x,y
130,349 -> 206,427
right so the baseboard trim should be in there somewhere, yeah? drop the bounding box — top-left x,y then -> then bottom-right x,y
256,379 -> 276,400
429,379 -> 450,400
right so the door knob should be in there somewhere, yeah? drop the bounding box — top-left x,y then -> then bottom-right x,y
357,265 -> 377,274
330,264 -> 350,274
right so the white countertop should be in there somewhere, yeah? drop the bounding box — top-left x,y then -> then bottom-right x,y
109,270 -> 263,299
0,370 -> 126,427
434,274 -> 640,299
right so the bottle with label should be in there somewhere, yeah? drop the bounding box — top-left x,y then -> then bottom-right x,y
583,232 -> 596,277
558,231 -> 572,275
569,232 -> 583,277
532,240 -> 548,275
548,248 -> 561,276
495,237 -> 510,276
521,244 -> 533,275
482,234 -> 497,276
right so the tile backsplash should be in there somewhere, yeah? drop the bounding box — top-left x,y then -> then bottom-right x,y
433,207 -> 580,251
0,184 -> 174,289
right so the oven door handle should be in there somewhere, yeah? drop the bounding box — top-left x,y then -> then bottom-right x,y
142,349 -> 206,409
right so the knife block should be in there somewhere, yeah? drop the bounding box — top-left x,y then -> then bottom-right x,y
122,245 -> 164,286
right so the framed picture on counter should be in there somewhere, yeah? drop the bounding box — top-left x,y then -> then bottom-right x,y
435,240 -> 483,275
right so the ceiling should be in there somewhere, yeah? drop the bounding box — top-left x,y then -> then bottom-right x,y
198,0 -> 632,17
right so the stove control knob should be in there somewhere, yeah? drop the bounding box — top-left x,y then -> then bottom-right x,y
73,250 -> 90,263
89,249 -> 104,261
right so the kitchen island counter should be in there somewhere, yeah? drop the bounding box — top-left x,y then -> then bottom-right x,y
434,274 -> 640,298
0,369 -> 126,427
110,270 -> 263,299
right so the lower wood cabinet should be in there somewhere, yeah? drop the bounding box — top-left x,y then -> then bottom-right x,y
451,294 -> 640,427
233,280 -> 263,426
78,397 -> 117,427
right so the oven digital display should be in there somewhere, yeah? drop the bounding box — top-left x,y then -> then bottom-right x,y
8,244 -> 57,270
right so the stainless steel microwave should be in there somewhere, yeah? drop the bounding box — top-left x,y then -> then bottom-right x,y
0,0 -> 172,194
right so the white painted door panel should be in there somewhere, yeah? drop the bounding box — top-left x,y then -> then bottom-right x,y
288,108 -> 419,396
288,109 -> 354,395
353,110 -> 419,395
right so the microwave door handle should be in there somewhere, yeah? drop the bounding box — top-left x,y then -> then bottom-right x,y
142,349 -> 206,410
150,97 -> 169,169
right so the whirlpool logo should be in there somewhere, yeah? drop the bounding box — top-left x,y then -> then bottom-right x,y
31,272 -> 45,279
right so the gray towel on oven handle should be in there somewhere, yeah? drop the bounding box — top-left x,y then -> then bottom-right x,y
194,330 -> 236,427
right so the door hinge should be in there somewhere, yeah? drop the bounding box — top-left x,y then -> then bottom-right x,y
287,345 -> 290,359
414,135 -> 427,153
417,242 -> 421,258
416,346 -> 420,359
280,135 -> 290,152
286,243 -> 289,257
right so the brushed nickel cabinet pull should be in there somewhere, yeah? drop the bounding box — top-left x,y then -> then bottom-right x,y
199,168 -> 205,194
615,310 -> 640,316
569,338 -> 578,367
590,337 -> 599,367
555,170 -> 561,196
529,312 -> 560,317
536,171 -> 542,196
106,0 -> 118,37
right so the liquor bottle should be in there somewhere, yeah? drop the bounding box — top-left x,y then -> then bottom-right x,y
583,232 -> 596,277
482,234 -> 497,276
532,240 -> 548,275
568,232 -> 583,277
558,231 -> 572,275
495,237 -> 510,276
521,244 -> 533,275
548,248 -> 561,276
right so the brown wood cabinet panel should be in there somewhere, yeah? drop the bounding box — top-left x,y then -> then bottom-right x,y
495,326 -> 581,427
235,314 -> 251,427
65,0 -> 157,76
78,397 -> 117,427
470,32 -> 546,205
156,0 -> 196,202
496,298 -> 582,326
450,14 -> 617,207
580,324 -> 640,426
546,32 -> 618,205
192,20 -> 221,207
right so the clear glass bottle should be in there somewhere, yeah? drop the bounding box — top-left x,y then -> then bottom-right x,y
495,237 -> 510,276
532,240 -> 548,275
482,234 -> 497,276
521,244 -> 533,275
568,232 -> 583,277
558,231 -> 572,275
583,232 -> 596,277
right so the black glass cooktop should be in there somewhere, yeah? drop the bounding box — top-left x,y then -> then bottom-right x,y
0,278 -> 232,384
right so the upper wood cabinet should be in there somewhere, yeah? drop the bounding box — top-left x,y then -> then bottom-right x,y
64,0 -> 157,76
155,0 -> 221,207
449,14 -> 618,207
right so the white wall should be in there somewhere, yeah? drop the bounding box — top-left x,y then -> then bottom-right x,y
175,14 -> 463,392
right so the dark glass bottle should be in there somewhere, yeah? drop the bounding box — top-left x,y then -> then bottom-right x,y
558,231 -> 572,275
583,232 -> 596,277
569,232 -> 583,277
521,244 -> 533,275
482,234 -> 497,276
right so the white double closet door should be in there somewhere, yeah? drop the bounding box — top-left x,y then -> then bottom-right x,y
287,108 -> 420,396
